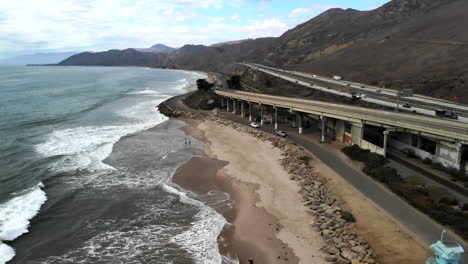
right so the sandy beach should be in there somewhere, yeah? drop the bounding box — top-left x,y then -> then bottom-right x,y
173,119 -> 327,264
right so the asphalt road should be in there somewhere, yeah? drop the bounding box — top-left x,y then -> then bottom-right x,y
241,63 -> 468,124
245,63 -> 468,114
164,94 -> 468,261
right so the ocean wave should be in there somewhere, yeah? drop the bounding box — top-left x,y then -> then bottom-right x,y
0,183 -> 47,242
124,89 -> 165,97
0,243 -> 15,264
165,78 -> 190,92
164,184 -> 230,264
36,99 -> 168,174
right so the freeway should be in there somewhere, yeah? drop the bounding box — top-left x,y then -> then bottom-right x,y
241,63 -> 468,123
216,89 -> 468,142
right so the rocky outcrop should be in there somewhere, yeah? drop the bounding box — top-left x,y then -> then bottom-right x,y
158,102 -> 378,264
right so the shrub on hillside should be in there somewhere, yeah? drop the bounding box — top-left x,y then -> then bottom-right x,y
462,204 -> 468,211
340,211 -> 356,222
364,166 -> 401,185
196,79 -> 214,91
423,157 -> 433,165
426,186 -> 449,203
402,148 -> 417,158
342,145 -> 387,168
404,176 -> 427,187
439,195 -> 459,206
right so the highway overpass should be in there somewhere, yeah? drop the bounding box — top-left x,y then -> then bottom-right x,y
215,89 -> 468,173
240,63 -> 468,124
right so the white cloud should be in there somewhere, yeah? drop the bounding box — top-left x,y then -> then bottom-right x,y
0,0 -> 291,56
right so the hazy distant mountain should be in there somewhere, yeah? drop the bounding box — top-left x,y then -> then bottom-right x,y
137,44 -> 176,53
59,49 -> 167,66
0,52 -> 79,65
57,0 -> 468,103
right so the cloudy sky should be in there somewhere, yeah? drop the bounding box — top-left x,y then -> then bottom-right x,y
0,0 -> 389,59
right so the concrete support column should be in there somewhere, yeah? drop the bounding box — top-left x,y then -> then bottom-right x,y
321,116 -> 327,143
351,122 -> 364,147
383,131 -> 389,157
249,102 -> 252,121
241,101 -> 245,118
226,98 -> 230,112
335,120 -> 345,143
233,99 -> 237,114
260,104 -> 264,125
297,114 -> 303,134
417,134 -> 422,149
274,106 -> 278,130
221,97 -> 225,108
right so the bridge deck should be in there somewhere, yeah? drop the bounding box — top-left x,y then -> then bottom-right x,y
216,89 -> 468,143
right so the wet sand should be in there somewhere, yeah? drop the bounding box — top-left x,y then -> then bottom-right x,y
173,119 -> 326,264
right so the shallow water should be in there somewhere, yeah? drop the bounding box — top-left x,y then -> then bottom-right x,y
0,66 -> 235,264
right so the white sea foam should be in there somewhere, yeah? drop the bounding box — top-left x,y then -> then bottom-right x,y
124,89 -> 164,97
172,78 -> 190,92
36,99 -> 168,173
0,243 -> 15,264
164,184 -> 229,264
0,183 -> 47,241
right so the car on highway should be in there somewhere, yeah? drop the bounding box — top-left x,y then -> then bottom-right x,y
402,103 -> 411,108
250,122 -> 260,128
275,130 -> 287,137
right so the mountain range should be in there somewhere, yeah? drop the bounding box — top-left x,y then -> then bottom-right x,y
58,0 -> 468,103
0,52 -> 79,65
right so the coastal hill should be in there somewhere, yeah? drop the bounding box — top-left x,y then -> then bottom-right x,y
58,0 -> 468,103
136,44 -> 176,53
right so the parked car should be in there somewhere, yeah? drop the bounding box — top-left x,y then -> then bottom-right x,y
275,130 -> 287,137
250,122 -> 260,128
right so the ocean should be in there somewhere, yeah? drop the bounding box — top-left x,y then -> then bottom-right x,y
0,66 -> 235,264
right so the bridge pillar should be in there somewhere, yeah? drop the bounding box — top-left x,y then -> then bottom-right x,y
351,122 -> 364,147
417,134 -> 422,149
434,141 -> 464,169
221,97 -> 225,108
321,116 -> 327,143
249,102 -> 252,121
274,106 -> 278,130
297,114 -> 303,134
260,104 -> 264,125
335,120 -> 345,143
241,101 -> 245,118
226,98 -> 230,112
233,99 -> 237,114
383,131 -> 389,158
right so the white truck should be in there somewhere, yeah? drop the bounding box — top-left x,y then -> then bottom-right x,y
333,75 -> 342,80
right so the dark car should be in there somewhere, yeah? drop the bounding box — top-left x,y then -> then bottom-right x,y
402,103 -> 411,108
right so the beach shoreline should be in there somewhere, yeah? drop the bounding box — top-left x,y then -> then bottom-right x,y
173,118 -> 327,264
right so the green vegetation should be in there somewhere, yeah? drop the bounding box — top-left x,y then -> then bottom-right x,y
299,155 -> 312,165
196,79 -> 214,91
226,75 -> 242,90
340,211 -> 356,222
342,145 -> 468,240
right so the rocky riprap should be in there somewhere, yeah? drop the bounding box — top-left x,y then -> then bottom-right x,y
158,102 -> 378,264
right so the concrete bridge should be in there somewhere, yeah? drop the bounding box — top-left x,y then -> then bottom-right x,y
215,89 -> 468,173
